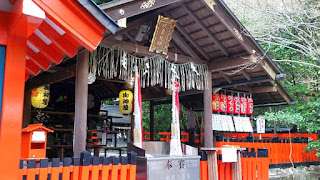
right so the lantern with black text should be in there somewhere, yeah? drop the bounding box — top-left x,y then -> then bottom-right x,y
119,90 -> 133,114
247,98 -> 254,115
240,97 -> 247,115
31,85 -> 50,109
233,96 -> 240,114
212,93 -> 220,112
226,95 -> 234,113
219,94 -> 227,113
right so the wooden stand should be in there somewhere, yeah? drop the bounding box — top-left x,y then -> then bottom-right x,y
201,147 -> 245,180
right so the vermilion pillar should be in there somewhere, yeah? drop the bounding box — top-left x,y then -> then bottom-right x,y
0,13 -> 28,179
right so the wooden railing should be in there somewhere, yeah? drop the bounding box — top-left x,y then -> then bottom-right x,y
19,151 -> 137,180
199,149 -> 269,180
143,131 -> 319,164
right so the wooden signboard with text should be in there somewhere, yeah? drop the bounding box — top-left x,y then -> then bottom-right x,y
149,15 -> 177,55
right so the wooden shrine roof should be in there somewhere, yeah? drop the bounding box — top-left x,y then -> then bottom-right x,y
99,0 -> 294,107
26,0 -> 294,108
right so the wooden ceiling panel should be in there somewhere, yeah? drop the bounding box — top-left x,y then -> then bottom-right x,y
187,0 -> 206,11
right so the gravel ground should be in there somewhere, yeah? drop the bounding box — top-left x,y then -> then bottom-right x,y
270,165 -> 320,180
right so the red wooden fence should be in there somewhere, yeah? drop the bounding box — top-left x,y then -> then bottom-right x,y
19,151 -> 137,180
144,131 -> 319,164
215,141 -> 318,164
199,149 -> 269,180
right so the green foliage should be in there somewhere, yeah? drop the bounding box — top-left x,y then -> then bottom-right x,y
142,101 -> 189,140
93,0 -> 113,5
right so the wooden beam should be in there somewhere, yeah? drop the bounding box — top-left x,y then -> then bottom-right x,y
204,72 -> 213,148
219,71 -> 232,84
241,70 -> 251,80
74,50 -> 89,158
101,39 -> 208,64
209,55 -> 257,72
106,13 -> 157,41
99,0 -> 135,10
181,3 -> 229,56
25,64 -> 76,90
103,81 -> 121,95
274,82 -> 291,104
103,0 -> 182,21
162,12 -> 210,61
202,0 -> 256,55
172,32 -> 199,59
213,75 -> 271,88
251,86 -> 277,94
124,32 -> 136,43
23,89 -> 32,128
260,60 -> 277,80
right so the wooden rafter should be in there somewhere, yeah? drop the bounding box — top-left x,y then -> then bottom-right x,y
123,32 -> 136,43
219,71 -> 232,84
251,86 -> 277,94
162,12 -> 210,61
25,64 -> 76,90
103,0 -> 182,21
213,75 -> 271,88
209,55 -> 257,72
101,39 -> 208,64
241,70 -> 251,80
181,3 -> 229,56
171,32 -> 200,58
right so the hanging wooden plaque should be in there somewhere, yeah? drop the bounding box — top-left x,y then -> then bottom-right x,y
149,15 -> 177,55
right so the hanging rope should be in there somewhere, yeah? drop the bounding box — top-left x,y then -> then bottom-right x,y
89,45 -> 209,91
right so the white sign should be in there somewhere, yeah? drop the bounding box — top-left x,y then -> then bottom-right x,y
32,131 -> 45,142
222,148 -> 237,162
256,117 -> 265,133
102,133 -> 107,145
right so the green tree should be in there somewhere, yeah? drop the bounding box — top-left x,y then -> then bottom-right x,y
225,0 -> 320,155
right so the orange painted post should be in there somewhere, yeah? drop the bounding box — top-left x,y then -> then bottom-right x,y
128,152 -> 137,180
71,158 -> 80,180
100,157 -> 112,180
90,156 -> 100,180
225,163 -> 232,180
111,156 -> 120,180
39,159 -> 49,180
241,155 -> 248,180
26,160 -> 36,180
0,5 -> 29,179
218,160 -> 224,180
19,160 -> 24,180
119,157 -> 128,180
247,156 -> 253,180
62,157 -> 72,180
51,158 -> 61,180
79,151 -> 91,180
199,151 -> 208,180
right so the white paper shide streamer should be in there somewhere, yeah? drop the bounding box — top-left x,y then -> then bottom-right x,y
133,66 -> 143,148
89,45 -> 209,91
170,81 -> 183,156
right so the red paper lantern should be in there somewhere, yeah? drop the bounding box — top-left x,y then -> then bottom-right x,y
226,95 -> 234,114
212,93 -> 220,112
240,97 -> 247,115
233,96 -> 240,114
219,94 -> 227,113
247,98 -> 254,115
